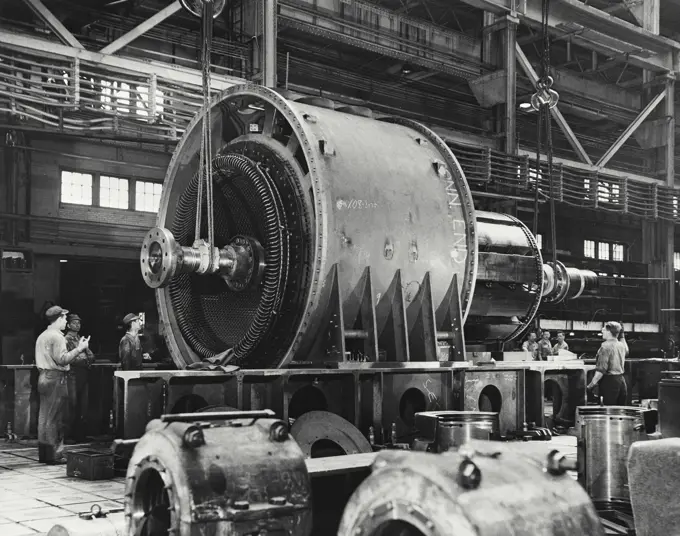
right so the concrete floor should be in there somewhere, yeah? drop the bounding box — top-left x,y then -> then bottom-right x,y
0,442 -> 125,536
0,435 -> 580,536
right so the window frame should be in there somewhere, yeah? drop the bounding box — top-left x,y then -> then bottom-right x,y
583,238 -> 627,262
59,167 -> 162,213
135,180 -> 164,213
59,169 -> 95,207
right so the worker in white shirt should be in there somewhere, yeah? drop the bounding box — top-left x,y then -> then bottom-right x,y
35,306 -> 90,464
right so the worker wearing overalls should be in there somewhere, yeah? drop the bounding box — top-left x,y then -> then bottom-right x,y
35,306 -> 90,464
587,321 -> 629,405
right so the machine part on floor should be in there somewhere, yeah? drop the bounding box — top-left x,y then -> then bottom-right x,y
46,512 -> 126,536
337,440 -> 605,536
142,84 -> 598,369
414,411 -> 499,452
658,371 -> 680,438
125,409 -> 312,536
628,437 -> 680,536
575,406 -> 645,506
290,410 -> 373,458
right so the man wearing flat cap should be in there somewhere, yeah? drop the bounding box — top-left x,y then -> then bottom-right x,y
119,313 -> 150,370
64,313 -> 94,442
35,305 -> 90,464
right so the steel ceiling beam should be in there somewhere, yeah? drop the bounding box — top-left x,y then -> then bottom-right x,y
457,0 -> 678,72
21,0 -> 84,49
516,44 -> 593,165
596,91 -> 665,168
99,1 -> 182,55
0,30 -> 243,91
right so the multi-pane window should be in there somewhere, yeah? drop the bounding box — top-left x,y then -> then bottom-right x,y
100,176 -> 129,209
60,170 -> 160,213
61,171 -> 93,205
598,242 -> 610,260
583,239 -> 625,261
584,240 -> 596,258
536,233 -> 543,249
136,181 -> 163,213
612,244 -> 624,262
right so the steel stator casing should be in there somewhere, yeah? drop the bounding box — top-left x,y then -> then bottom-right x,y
148,85 -> 478,369
125,410 -> 312,536
337,440 -> 604,536
144,85 -> 598,369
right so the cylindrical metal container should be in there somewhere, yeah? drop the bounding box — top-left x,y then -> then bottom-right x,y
338,440 -> 604,536
658,371 -> 680,438
415,410 -> 499,452
125,410 -> 312,536
575,405 -> 645,505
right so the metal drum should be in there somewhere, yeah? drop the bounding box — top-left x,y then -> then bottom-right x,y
576,406 -> 645,506
338,440 -> 604,536
415,411 -> 499,452
658,371 -> 680,438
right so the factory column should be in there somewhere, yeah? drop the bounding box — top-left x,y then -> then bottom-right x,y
663,72 -> 676,338
245,0 -> 278,88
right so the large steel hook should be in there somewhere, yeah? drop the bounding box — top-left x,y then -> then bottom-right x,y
530,76 -> 560,111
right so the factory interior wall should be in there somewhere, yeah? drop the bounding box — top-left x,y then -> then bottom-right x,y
0,137 -> 170,364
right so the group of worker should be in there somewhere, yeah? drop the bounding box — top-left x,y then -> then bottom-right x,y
522,322 -> 629,406
522,330 -> 569,359
35,306 -> 150,464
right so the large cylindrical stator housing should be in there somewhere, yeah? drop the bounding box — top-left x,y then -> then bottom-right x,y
143,85 -> 597,369
147,85 -> 478,369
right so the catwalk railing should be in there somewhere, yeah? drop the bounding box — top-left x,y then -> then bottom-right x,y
0,43 -> 678,223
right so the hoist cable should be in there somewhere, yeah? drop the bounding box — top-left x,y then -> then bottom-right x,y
195,0 -> 216,245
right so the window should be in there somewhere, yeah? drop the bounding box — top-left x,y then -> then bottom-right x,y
597,181 -> 620,204
536,233 -> 543,249
612,243 -> 624,262
675,252 -> 680,271
100,176 -> 129,209
136,181 -> 163,213
598,241 -> 610,260
61,171 -> 93,205
584,240 -> 595,258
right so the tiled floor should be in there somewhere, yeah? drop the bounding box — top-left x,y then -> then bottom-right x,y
0,444 -> 126,536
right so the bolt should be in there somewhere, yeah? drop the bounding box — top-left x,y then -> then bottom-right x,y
270,421 -> 289,442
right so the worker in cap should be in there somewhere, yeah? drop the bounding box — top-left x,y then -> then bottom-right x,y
35,305 -> 90,464
64,313 -> 95,443
119,313 -> 150,371
587,321 -> 629,405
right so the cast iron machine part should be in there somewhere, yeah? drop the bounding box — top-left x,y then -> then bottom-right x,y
337,440 -> 604,536
140,85 -> 599,369
125,409 -> 312,536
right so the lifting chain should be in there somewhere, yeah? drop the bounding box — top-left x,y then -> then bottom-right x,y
532,0 -> 558,278
183,0 -> 217,248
